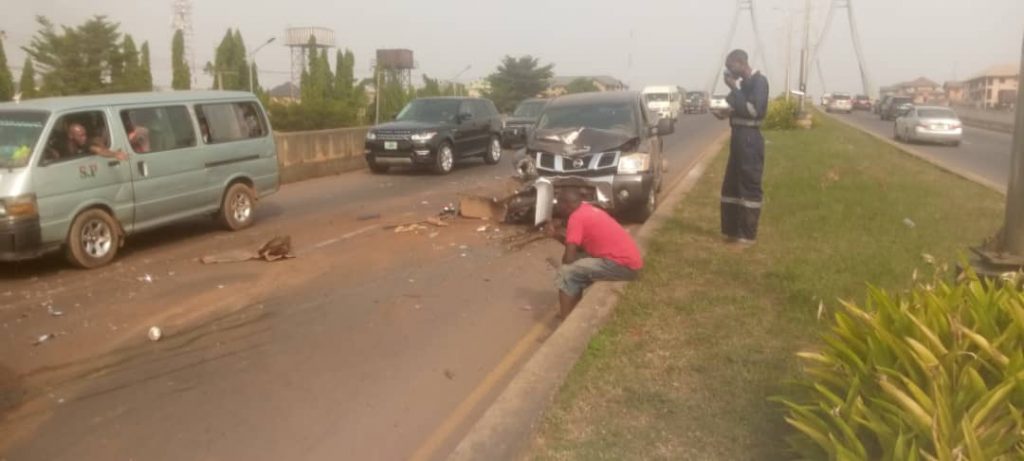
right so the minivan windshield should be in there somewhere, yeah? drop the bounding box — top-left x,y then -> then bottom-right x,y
644,93 -> 670,102
537,102 -> 637,135
396,99 -> 461,124
0,111 -> 48,169
512,100 -> 547,118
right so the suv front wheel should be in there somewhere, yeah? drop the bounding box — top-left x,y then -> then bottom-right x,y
484,135 -> 502,165
434,142 -> 455,174
627,187 -> 657,223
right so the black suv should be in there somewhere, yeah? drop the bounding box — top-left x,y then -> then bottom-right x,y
501,98 -> 548,148
880,96 -> 913,121
365,97 -> 503,174
523,91 -> 674,222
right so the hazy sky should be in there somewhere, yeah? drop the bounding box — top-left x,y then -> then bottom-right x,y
4,0 -> 1022,96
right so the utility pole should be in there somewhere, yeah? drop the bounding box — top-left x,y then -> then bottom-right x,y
248,37 -> 276,94
785,13 -> 793,102
973,33 -> 1024,276
798,0 -> 811,113
374,65 -> 381,125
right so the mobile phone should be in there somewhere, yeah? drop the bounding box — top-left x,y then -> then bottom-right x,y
723,69 -> 736,79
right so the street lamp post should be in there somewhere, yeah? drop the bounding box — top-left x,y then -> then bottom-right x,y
248,37 -> 276,93
449,65 -> 472,96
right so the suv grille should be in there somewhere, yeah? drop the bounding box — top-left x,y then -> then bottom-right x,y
376,130 -> 412,141
535,151 -> 619,175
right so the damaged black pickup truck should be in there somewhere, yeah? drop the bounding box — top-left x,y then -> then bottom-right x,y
514,91 -> 674,222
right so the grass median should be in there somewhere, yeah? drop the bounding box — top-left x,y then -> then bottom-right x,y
526,114 -> 1005,460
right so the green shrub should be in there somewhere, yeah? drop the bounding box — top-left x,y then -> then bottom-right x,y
764,97 -> 799,130
778,269 -> 1024,460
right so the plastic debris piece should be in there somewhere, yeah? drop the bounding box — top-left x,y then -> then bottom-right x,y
902,218 -> 916,229
357,213 -> 381,221
47,305 -> 64,317
476,225 -> 489,232
137,274 -> 154,283
444,369 -> 455,380
33,333 -> 55,346
148,326 -> 162,341
426,217 -> 449,227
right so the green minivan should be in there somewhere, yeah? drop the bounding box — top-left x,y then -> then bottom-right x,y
0,91 -> 280,268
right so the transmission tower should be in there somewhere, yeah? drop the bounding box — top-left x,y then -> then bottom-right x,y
708,0 -> 772,95
809,0 -> 872,96
171,0 -> 196,87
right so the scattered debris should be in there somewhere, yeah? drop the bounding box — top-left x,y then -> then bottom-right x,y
357,213 -> 382,221
395,224 -> 428,233
137,274 -> 154,283
816,301 -> 825,321
428,232 -> 440,239
217,285 -> 225,289
902,218 -> 916,229
521,305 -> 534,311
148,326 -> 162,342
200,235 -> 295,264
421,201 -> 430,205
476,225 -> 489,232
426,217 -> 449,227
459,195 -> 507,221
414,304 -> 422,310
33,333 -> 55,346
922,253 -> 936,265
47,305 -> 64,317
444,369 -> 455,380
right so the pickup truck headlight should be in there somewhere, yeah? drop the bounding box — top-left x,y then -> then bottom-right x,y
0,194 -> 38,218
365,131 -> 377,141
617,153 -> 651,174
410,132 -> 437,142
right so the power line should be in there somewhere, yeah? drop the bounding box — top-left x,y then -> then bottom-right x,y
708,0 -> 773,95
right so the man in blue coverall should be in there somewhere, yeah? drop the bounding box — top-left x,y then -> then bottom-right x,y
713,49 -> 770,246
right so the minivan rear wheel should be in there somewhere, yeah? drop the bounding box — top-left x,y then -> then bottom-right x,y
66,208 -> 120,269
218,183 -> 256,231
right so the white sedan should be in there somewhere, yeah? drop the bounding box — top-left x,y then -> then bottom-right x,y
894,106 -> 962,147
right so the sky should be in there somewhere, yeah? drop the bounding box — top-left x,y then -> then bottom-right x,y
3,0 -> 1022,97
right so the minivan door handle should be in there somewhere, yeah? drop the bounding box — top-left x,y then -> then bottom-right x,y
137,161 -> 149,177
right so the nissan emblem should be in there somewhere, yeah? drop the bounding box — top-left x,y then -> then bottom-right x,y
572,158 -> 585,169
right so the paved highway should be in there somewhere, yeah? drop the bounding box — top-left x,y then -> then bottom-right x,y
833,110 -> 1013,191
0,114 -> 727,460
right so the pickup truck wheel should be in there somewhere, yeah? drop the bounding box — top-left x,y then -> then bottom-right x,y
484,136 -> 502,165
218,183 -> 256,231
628,187 -> 657,223
434,142 -> 454,174
66,208 -> 120,269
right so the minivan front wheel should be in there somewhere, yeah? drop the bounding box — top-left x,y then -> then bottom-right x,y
484,136 -> 502,165
67,208 -> 120,269
434,142 -> 454,174
218,183 -> 256,231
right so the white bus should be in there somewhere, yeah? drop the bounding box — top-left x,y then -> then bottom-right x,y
641,86 -> 682,123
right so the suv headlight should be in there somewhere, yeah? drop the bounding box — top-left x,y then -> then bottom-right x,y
410,132 -> 437,142
617,153 -> 651,174
365,131 -> 377,141
0,194 -> 38,218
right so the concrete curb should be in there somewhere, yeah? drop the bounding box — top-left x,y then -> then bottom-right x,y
960,116 -> 1013,135
823,111 -> 1006,195
446,131 -> 730,461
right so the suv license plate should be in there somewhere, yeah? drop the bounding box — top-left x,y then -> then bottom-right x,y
384,141 -> 398,150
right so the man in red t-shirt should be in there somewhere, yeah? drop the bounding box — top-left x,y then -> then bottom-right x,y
547,189 -> 643,318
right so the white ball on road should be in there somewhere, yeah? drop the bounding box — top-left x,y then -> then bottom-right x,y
148,326 -> 162,342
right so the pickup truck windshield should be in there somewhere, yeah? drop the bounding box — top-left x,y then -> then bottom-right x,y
537,102 -> 637,135
0,111 -> 48,169
396,99 -> 461,124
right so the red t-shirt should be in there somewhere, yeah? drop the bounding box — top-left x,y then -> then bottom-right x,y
565,203 -> 643,270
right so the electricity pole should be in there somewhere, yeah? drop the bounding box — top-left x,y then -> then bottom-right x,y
798,0 -> 811,113
973,33 -> 1024,275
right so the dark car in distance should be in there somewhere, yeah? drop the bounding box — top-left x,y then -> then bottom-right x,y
502,98 -> 548,148
364,97 -> 503,174
853,94 -> 872,111
524,91 -> 674,222
881,96 -> 914,121
684,91 -> 709,114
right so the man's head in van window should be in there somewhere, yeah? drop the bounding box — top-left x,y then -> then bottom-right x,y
68,123 -> 89,148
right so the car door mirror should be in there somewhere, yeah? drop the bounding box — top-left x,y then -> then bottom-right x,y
655,117 -> 675,136
458,112 -> 473,123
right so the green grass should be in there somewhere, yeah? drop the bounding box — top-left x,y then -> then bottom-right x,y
526,115 -> 1005,460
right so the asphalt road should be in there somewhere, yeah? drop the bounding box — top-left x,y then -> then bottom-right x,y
0,113 -> 727,461
834,110 -> 1013,190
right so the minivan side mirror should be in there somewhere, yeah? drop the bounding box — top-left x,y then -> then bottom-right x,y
655,117 -> 675,136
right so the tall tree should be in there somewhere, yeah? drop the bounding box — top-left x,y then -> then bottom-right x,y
119,34 -> 141,91
417,74 -> 443,97
211,29 -> 250,90
18,58 -> 37,99
486,55 -> 554,113
140,41 -> 153,91
23,15 -> 122,96
233,30 -> 249,91
171,29 -> 191,89
0,36 -> 14,101
565,78 -> 599,94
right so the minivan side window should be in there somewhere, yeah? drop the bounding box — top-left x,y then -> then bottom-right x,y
120,106 -> 196,154
40,111 -> 111,165
194,102 -> 267,144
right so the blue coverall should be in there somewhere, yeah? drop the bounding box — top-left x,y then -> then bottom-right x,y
723,71 -> 770,241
